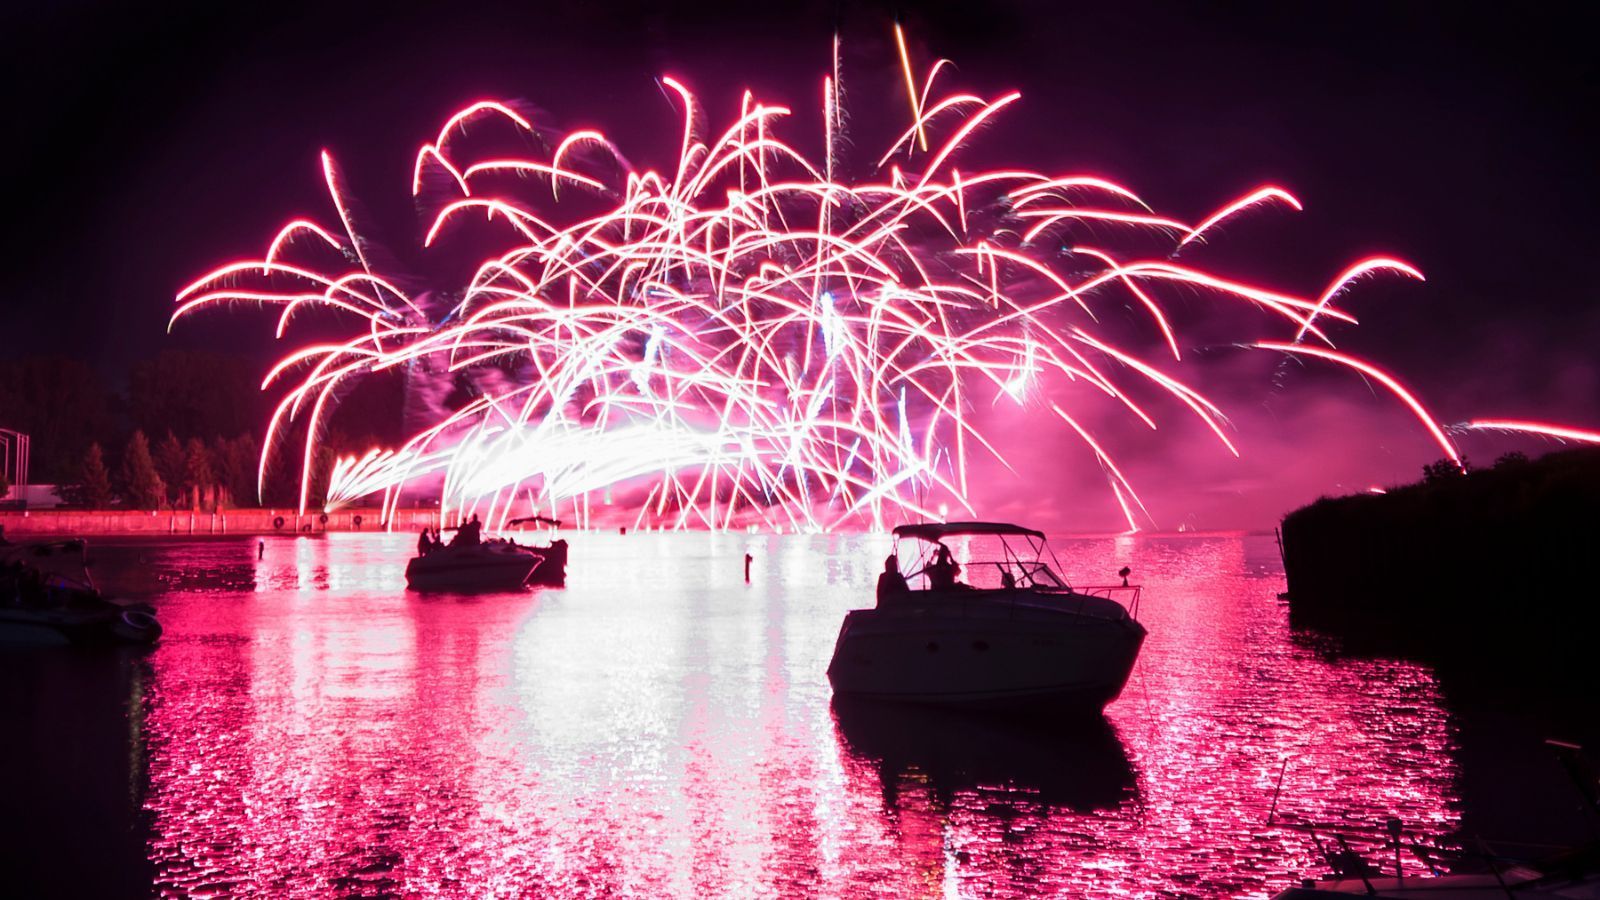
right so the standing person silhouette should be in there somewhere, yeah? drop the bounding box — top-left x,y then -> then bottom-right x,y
452,515 -> 482,547
928,544 -> 960,590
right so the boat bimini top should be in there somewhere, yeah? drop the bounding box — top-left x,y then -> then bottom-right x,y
890,521 -> 1072,592
891,522 -> 1045,541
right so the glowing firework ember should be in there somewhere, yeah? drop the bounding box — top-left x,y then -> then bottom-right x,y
1460,420 -> 1600,445
174,32 -> 1543,532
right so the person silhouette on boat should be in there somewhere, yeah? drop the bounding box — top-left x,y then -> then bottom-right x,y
876,555 -> 910,604
926,543 -> 961,590
452,514 -> 482,548
417,528 -> 435,557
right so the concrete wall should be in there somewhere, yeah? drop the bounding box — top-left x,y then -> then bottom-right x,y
0,508 -> 444,538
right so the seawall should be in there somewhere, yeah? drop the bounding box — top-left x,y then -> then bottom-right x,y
0,508 -> 443,538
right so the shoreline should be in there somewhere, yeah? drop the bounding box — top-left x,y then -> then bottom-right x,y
0,508 -> 434,538
0,510 -> 1276,539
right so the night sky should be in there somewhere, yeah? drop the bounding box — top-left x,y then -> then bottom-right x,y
4,0 -> 1597,527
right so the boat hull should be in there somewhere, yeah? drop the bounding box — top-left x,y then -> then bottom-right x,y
524,539 -> 567,587
0,605 -> 162,647
404,553 -> 540,592
826,597 -> 1146,716
406,536 -> 570,591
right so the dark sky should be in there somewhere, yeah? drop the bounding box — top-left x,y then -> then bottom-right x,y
4,0 -> 1597,526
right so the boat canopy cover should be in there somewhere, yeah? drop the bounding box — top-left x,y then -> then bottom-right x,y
892,522 -> 1046,542
0,539 -> 87,559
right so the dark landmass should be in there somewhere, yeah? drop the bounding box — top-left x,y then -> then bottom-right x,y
1282,445 -> 1600,686
1282,446 -> 1600,850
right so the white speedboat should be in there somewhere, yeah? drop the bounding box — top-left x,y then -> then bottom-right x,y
405,540 -> 545,591
404,515 -> 568,592
826,522 -> 1146,716
0,539 -> 162,646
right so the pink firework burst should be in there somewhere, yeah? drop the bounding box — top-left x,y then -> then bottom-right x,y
173,31 -> 1490,532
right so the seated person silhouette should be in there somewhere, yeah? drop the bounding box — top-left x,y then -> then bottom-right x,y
876,555 -> 910,604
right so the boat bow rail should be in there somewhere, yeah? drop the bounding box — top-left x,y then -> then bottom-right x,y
1073,584 -> 1142,620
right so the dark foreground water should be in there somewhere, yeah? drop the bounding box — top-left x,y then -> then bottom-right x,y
0,531 -> 1574,897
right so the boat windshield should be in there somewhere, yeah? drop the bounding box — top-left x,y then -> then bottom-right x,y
0,541 -> 96,591
891,530 -> 1071,592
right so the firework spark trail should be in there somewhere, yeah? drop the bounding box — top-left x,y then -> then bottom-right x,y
1461,420 -> 1600,445
171,33 -> 1583,532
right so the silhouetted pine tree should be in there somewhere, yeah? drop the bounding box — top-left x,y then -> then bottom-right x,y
155,432 -> 185,509
119,430 -> 164,510
224,434 -> 260,507
183,437 -> 214,511
78,443 -> 114,508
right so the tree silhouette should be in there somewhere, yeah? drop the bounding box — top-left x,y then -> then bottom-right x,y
120,430 -> 165,510
78,443 -> 114,508
0,356 -> 114,482
1421,457 -> 1470,484
128,350 -> 261,440
211,434 -> 260,508
183,437 -> 214,511
155,432 -> 186,509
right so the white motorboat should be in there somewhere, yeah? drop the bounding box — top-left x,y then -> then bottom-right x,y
405,540 -> 544,591
0,539 -> 162,646
404,516 -> 567,592
826,522 -> 1146,716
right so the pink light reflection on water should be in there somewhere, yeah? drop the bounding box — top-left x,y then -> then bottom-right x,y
122,532 -> 1458,897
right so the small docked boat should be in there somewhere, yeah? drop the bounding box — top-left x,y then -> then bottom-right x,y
0,539 -> 162,646
826,521 -> 1146,716
1272,743 -> 1600,898
404,516 -> 567,592
1271,828 -> 1600,898
1274,868 -> 1600,899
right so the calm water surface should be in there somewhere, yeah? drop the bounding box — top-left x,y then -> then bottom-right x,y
3,532 -> 1462,897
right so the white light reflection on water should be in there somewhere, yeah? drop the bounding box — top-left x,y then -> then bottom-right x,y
102,531 -> 1459,897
